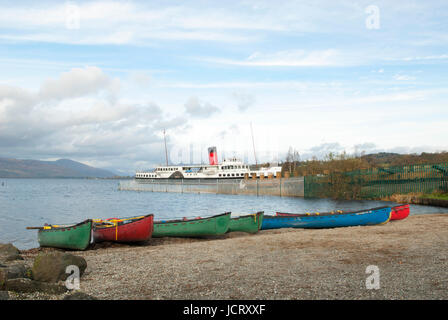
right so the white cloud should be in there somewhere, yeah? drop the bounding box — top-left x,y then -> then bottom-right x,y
4,1 -> 440,46
393,74 -> 416,81
353,142 -> 377,154
400,54 -> 448,61
129,71 -> 152,87
0,2 -> 282,45
184,96 -> 220,118
232,91 -> 255,111
0,66 -> 188,172
209,49 -> 352,67
158,80 -> 340,90
0,85 -> 37,122
39,66 -> 119,100
307,142 -> 345,157
2,1 -> 448,171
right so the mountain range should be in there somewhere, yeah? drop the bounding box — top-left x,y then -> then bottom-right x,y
0,158 -> 119,178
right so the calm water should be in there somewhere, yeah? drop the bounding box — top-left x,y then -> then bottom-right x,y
1,178 -> 447,250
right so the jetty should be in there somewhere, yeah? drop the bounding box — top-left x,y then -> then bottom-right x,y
119,177 -> 305,197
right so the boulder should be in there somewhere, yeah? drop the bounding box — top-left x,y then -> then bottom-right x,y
1,253 -> 23,263
6,264 -> 29,279
0,291 -> 9,300
0,243 -> 20,256
0,243 -> 22,263
5,278 -> 67,294
0,268 -> 6,290
32,252 -> 87,283
0,263 -> 32,290
63,291 -> 97,300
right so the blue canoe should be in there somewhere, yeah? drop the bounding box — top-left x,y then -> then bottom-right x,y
261,206 -> 392,230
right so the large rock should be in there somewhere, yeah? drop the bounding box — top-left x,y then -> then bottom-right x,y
5,278 -> 67,294
0,268 -> 6,290
7,264 -> 29,279
0,243 -> 23,263
1,254 -> 23,263
0,263 -> 32,290
0,243 -> 20,256
0,291 -> 9,300
32,252 -> 87,283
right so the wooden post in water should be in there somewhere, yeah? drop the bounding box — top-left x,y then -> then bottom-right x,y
279,177 -> 282,197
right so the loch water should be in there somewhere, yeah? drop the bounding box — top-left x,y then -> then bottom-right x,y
1,178 -> 447,250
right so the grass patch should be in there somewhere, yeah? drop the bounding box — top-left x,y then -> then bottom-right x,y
421,193 -> 448,201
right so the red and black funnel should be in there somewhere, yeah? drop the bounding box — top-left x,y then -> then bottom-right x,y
208,146 -> 218,165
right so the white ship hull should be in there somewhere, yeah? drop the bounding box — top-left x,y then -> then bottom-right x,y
135,147 -> 282,180
135,162 -> 281,180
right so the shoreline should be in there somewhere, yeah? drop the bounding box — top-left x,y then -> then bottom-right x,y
17,210 -> 448,253
14,213 -> 448,300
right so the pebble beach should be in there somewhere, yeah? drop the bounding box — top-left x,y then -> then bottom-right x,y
11,213 -> 448,300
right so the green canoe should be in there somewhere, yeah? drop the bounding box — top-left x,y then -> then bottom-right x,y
153,212 -> 231,237
37,219 -> 92,251
228,212 -> 264,233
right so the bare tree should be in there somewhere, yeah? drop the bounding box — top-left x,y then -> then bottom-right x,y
285,147 -> 294,174
292,149 -> 300,174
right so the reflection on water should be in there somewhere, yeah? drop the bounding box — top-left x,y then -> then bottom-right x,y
0,178 -> 447,249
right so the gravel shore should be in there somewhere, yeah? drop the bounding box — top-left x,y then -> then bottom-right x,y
19,213 -> 448,300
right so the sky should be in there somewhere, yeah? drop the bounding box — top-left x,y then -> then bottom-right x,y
0,0 -> 447,174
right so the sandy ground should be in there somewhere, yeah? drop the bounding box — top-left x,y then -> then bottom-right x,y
18,213 -> 448,300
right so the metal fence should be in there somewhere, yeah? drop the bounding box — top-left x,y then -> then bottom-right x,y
304,162 -> 448,199
119,177 -> 305,197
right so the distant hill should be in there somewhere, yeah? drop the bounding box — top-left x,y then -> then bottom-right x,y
361,152 -> 448,167
0,158 -> 118,178
360,152 -> 401,165
282,151 -> 448,176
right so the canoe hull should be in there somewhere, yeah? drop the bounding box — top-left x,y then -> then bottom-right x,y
228,212 -> 264,233
153,212 -> 231,237
38,219 -> 92,251
93,214 -> 154,242
263,207 -> 391,230
390,204 -> 410,220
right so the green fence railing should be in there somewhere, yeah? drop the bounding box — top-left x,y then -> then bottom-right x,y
304,162 -> 448,199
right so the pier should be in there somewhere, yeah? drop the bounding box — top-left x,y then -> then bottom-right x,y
119,177 -> 305,197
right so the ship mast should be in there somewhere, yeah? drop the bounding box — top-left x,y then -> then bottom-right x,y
250,122 -> 258,166
163,129 -> 168,166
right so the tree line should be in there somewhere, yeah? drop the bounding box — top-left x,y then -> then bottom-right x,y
281,148 -> 448,177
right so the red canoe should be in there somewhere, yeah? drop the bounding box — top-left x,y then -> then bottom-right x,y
277,205 -> 410,221
390,204 -> 410,220
277,212 -> 300,216
276,210 -> 346,217
93,214 -> 154,242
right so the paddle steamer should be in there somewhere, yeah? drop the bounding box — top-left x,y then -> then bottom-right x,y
135,147 -> 282,180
